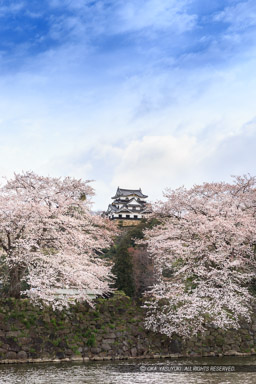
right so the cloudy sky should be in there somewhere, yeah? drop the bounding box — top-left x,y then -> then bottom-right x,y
0,0 -> 255,209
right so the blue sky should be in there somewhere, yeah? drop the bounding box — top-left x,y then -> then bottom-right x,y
0,0 -> 255,209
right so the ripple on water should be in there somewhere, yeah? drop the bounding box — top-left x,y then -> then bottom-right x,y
0,356 -> 256,384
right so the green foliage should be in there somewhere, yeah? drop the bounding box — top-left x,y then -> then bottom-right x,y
109,219 -> 159,297
84,330 -> 96,347
112,240 -> 135,297
51,338 -> 62,347
104,218 -> 159,260
92,310 -> 100,318
17,312 -> 37,328
184,276 -> 198,293
50,318 -> 57,328
108,290 -> 130,301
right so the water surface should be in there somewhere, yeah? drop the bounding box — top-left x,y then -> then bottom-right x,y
0,356 -> 256,384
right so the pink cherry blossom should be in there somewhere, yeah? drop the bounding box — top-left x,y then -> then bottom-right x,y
141,175 -> 256,338
0,172 -> 117,309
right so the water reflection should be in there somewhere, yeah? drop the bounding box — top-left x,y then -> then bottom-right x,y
0,356 -> 256,384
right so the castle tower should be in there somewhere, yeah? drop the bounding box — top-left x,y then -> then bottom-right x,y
106,187 -> 151,226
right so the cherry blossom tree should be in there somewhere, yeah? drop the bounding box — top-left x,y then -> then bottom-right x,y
141,175 -> 256,338
0,172 -> 117,309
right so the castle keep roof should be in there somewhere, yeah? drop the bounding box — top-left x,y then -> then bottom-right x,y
112,187 -> 148,199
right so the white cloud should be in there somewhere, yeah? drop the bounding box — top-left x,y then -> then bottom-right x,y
214,1 -> 256,31
116,0 -> 197,33
112,134 -> 201,189
47,0 -> 197,40
89,122 -> 256,209
0,2 -> 25,16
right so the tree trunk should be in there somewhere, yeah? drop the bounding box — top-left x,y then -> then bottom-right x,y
9,266 -> 24,298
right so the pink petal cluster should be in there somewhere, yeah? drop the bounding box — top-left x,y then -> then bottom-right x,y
141,175 -> 256,338
0,172 -> 117,310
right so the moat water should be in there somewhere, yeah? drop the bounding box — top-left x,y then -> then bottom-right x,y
0,356 -> 256,384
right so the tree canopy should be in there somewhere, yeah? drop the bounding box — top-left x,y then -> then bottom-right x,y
141,175 -> 256,338
0,172 -> 117,309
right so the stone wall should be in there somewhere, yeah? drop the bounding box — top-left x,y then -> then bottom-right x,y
118,219 -> 141,227
0,292 -> 255,364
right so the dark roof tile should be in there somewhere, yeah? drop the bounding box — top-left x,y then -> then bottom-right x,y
112,187 -> 147,199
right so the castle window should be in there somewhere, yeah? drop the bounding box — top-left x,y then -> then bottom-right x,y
119,214 -> 122,218
134,215 -> 138,219
126,215 -> 130,218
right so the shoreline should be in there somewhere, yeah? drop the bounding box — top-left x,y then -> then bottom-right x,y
1,351 -> 255,365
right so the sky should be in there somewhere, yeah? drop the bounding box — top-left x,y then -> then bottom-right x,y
0,0 -> 255,209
